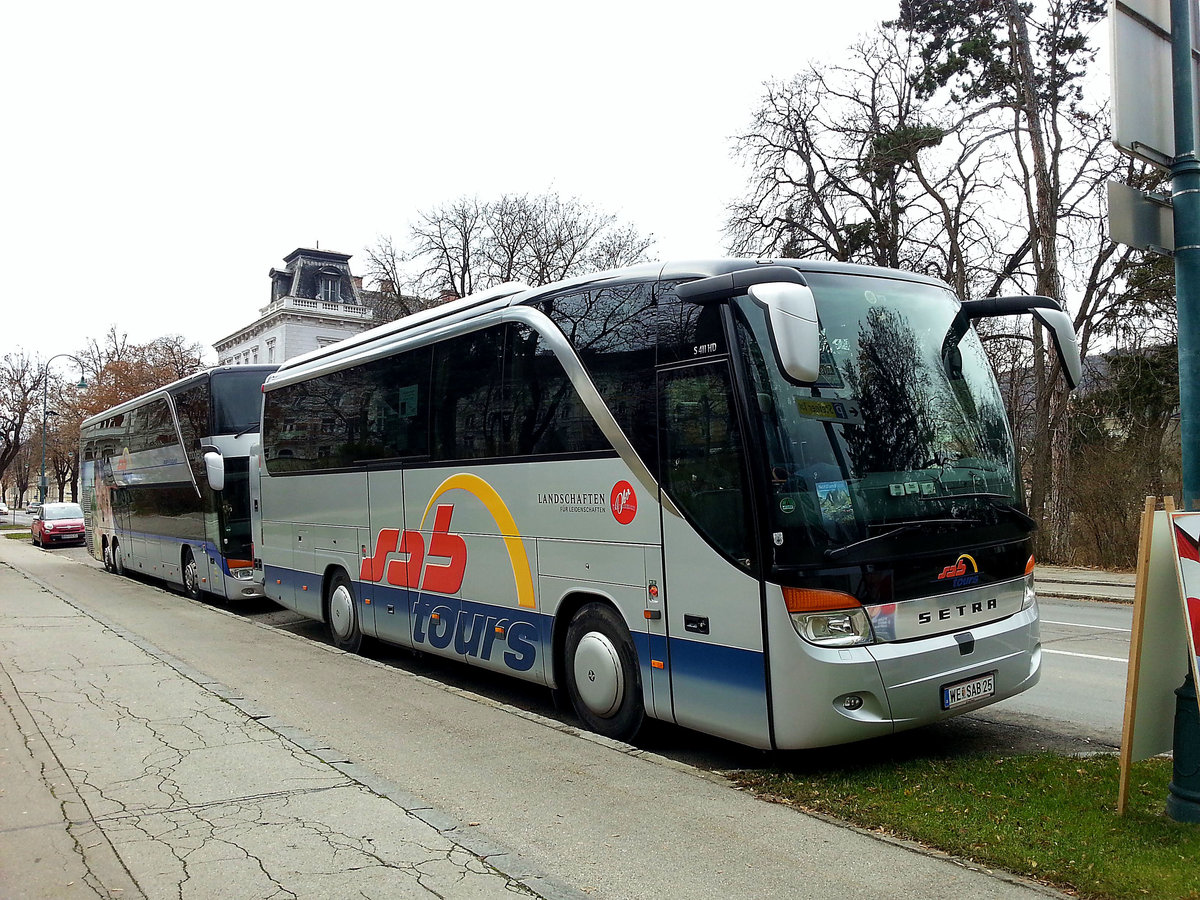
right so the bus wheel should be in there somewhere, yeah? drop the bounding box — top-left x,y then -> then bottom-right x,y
113,541 -> 126,576
326,571 -> 363,654
102,540 -> 114,572
182,548 -> 203,601
564,603 -> 644,742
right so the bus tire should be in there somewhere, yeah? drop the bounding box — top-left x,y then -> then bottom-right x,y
113,540 -> 126,576
564,602 -> 644,742
326,570 -> 363,654
102,539 -> 115,572
181,547 -> 203,601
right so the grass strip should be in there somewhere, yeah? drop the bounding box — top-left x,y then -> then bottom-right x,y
734,755 -> 1200,899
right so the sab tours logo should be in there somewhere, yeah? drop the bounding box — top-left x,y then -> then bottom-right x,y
936,553 -> 981,588
610,480 -> 637,525
359,473 -> 539,672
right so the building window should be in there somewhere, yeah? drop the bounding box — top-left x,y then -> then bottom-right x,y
320,276 -> 340,303
267,339 -> 276,363
252,346 -> 259,363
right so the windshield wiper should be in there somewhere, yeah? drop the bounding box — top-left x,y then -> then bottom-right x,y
921,491 -> 1036,528
824,518 -> 974,562
235,423 -> 260,437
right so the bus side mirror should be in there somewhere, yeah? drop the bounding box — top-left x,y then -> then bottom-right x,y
748,282 -> 821,384
204,451 -> 225,492
959,295 -> 1082,390
1029,306 -> 1083,390
677,266 -> 821,383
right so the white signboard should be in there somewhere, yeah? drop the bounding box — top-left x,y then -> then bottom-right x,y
1111,0 -> 1200,169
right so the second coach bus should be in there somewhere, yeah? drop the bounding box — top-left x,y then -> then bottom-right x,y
81,365 -> 277,601
254,259 -> 1080,750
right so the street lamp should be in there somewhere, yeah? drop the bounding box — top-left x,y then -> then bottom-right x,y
40,354 -> 87,505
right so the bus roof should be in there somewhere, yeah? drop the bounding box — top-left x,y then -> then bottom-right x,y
266,258 -> 951,389
81,364 -> 279,430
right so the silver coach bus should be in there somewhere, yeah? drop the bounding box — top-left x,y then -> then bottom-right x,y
254,260 -> 1080,750
81,365 -> 277,601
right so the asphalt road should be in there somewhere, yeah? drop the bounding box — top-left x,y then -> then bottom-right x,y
28,538 -> 1132,766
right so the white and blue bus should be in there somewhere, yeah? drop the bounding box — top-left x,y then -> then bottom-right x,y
254,260 -> 1080,749
81,365 -> 277,602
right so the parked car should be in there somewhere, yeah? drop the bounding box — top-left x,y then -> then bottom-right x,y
25,503 -> 42,517
0,500 -> 8,514
31,502 -> 85,548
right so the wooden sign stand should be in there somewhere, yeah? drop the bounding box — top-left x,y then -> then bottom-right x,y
1118,497 -> 1190,815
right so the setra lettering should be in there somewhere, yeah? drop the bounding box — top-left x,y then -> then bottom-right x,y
918,597 -> 999,626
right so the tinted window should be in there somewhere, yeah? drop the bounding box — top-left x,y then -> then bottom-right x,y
659,362 -> 754,567
212,369 -> 272,433
430,328 -> 505,461
173,380 -> 211,479
263,367 -> 377,472
656,280 -> 728,365
539,283 -> 657,466
505,325 -> 607,456
362,347 -> 432,459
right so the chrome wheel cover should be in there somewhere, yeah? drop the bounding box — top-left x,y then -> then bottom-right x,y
328,583 -> 356,642
572,631 -> 624,718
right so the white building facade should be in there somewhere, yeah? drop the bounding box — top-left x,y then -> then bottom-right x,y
214,247 -> 374,366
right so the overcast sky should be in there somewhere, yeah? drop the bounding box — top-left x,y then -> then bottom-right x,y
3,1 -> 899,366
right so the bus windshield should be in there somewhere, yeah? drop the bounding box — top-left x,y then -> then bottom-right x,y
211,369 -> 271,434
732,271 -> 1027,570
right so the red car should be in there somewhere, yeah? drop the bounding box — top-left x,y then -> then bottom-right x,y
31,502 -> 86,548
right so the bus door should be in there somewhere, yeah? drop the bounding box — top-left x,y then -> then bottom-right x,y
657,361 -> 771,746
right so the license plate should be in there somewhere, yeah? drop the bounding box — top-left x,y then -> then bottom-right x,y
942,672 -> 995,709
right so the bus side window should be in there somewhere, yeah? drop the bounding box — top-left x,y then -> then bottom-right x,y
504,324 -> 607,456
538,284 -> 657,468
430,328 -> 505,461
658,362 -> 755,568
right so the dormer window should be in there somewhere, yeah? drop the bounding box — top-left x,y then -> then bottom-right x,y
317,267 -> 342,303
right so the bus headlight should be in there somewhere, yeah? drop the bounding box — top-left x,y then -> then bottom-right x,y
783,587 -> 874,647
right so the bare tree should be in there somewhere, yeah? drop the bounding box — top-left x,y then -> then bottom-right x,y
386,191 -> 655,302
77,327 -> 207,419
727,28 -> 1004,300
363,233 -> 433,322
0,353 -> 43,501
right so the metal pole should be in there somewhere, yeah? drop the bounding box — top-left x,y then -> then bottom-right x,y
1169,0 -> 1200,823
39,373 -> 47,505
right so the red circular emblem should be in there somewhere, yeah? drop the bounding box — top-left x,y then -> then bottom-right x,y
610,481 -> 638,525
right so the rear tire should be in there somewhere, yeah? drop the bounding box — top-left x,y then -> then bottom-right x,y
102,540 -> 114,572
113,540 -> 126,576
181,547 -> 202,601
564,603 -> 644,741
326,570 -> 363,654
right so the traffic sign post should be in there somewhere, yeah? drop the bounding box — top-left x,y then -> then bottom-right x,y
1110,0 -> 1200,821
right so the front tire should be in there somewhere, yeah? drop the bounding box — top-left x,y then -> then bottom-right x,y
102,540 -> 114,572
181,547 -> 202,601
113,540 -> 126,576
564,603 -> 644,741
326,571 -> 363,654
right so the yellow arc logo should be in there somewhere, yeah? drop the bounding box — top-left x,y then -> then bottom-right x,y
421,473 -> 536,609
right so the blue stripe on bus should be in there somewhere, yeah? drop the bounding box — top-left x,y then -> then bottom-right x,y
665,636 -> 767,694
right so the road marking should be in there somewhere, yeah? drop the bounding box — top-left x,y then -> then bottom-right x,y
1044,648 -> 1127,663
1042,619 -> 1131,633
